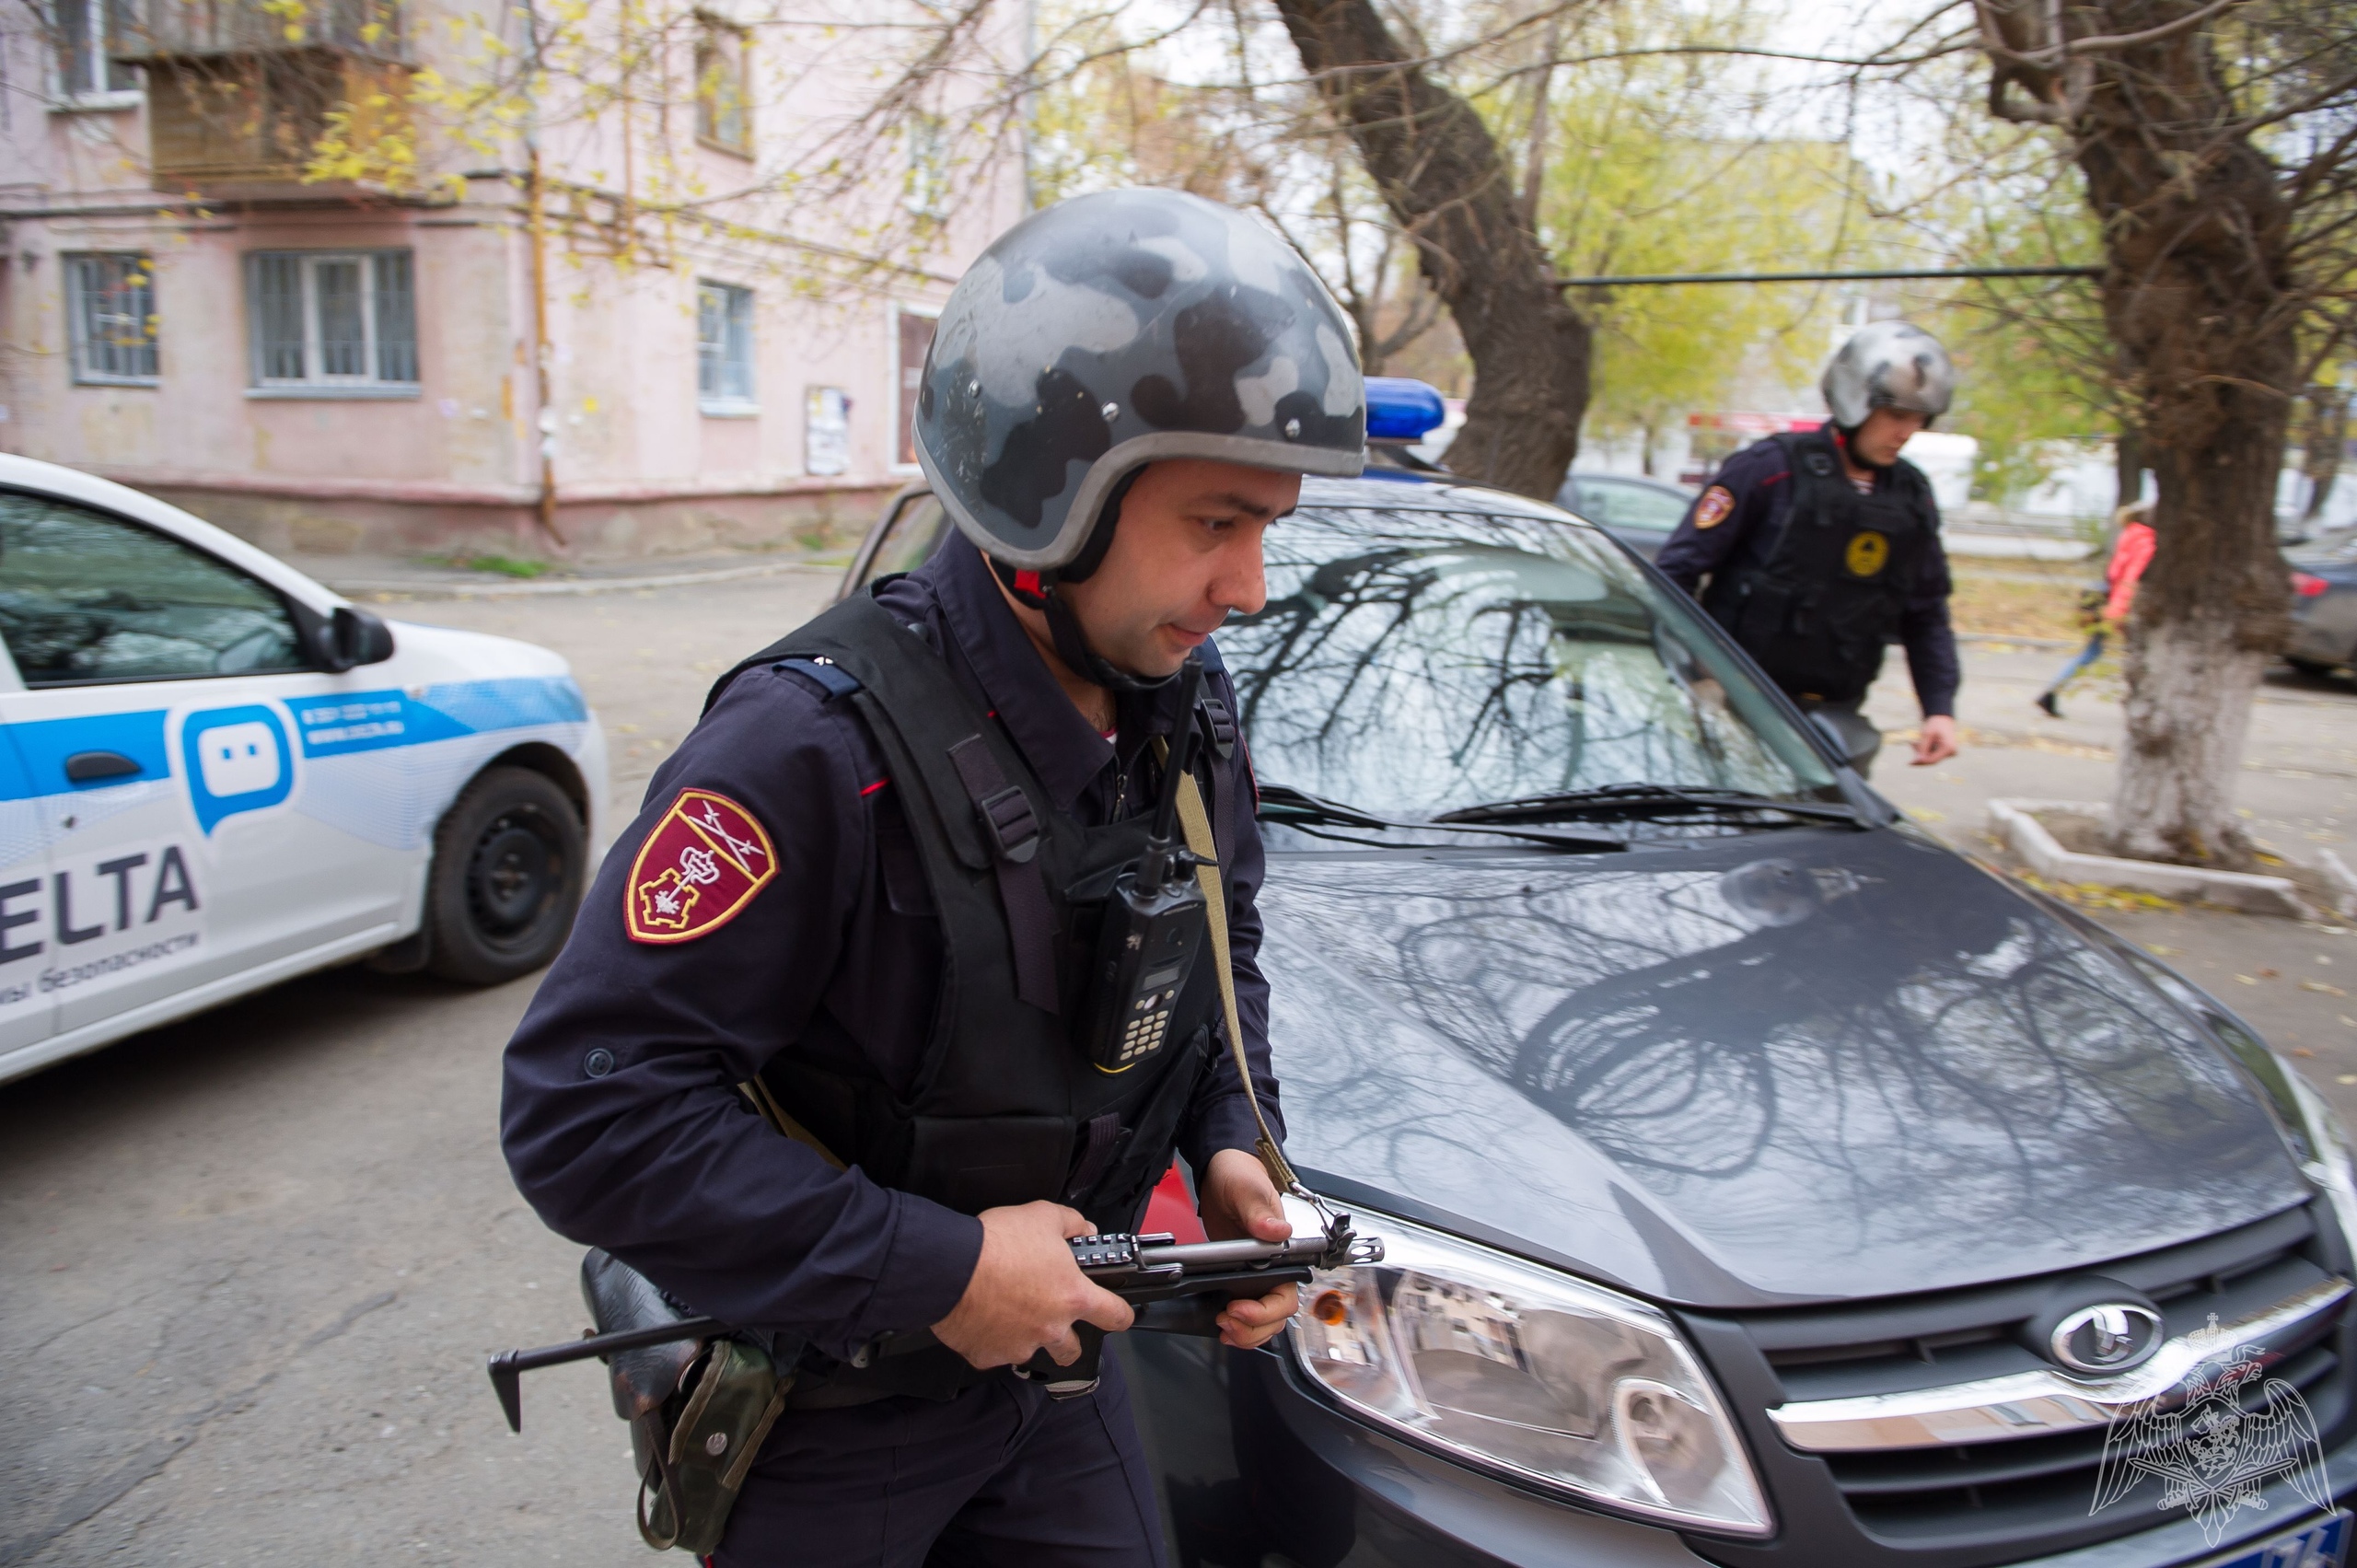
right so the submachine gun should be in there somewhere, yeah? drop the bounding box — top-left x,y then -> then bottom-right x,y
487,1213 -> 1381,1431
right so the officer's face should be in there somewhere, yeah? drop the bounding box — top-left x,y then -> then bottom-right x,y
1852,407 -> 1930,469
1062,459 -> 1297,678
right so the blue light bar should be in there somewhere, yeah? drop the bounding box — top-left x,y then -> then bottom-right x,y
1364,377 -> 1446,442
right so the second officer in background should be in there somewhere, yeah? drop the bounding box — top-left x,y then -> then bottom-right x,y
1656,321 -> 1963,777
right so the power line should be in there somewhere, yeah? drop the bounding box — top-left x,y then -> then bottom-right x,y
1554,265 -> 2102,288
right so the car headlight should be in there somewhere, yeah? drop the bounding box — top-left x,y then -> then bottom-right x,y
1284,1198 -> 1771,1536
2286,1070 -> 2357,1267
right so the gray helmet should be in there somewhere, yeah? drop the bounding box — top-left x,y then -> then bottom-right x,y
1821,320 -> 1956,429
914,188 -> 1366,575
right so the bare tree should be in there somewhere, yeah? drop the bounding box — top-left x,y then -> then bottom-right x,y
1269,0 -> 1594,498
1967,0 -> 2357,866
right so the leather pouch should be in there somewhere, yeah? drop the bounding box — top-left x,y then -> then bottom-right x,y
580,1249 -> 792,1555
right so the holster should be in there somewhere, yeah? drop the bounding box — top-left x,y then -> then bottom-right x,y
581,1249 -> 794,1554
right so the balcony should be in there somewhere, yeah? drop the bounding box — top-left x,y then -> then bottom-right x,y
114,0 -> 410,64
112,0 -> 412,192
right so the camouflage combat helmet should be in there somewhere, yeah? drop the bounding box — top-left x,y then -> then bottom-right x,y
914,188 -> 1367,578
1821,320 -> 1956,431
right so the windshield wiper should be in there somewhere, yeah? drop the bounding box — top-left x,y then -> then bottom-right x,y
1257,783 -> 1624,854
1433,784 -> 1862,827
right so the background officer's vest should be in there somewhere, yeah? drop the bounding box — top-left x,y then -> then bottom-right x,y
713,587 -> 1223,1233
1701,430 -> 1936,706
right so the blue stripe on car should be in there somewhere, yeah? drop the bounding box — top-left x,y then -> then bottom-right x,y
5,712 -> 172,797
0,676 -> 586,798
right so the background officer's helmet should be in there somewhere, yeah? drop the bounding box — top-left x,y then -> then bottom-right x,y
914,188 -> 1367,576
1821,320 -> 1956,431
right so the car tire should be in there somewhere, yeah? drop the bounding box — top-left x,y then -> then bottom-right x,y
2287,656 -> 2339,679
424,765 -> 586,985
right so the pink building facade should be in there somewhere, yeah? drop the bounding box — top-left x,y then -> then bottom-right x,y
0,0 -> 1024,559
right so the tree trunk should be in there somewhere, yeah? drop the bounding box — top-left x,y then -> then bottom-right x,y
2066,13 -> 2297,868
1270,0 -> 1592,499
2113,422 -> 2144,516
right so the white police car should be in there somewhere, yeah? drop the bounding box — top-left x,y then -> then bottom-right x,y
0,454 -> 608,1086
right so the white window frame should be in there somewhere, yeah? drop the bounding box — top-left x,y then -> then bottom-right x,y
245,250 -> 420,399
697,280 -> 759,417
48,0 -> 141,110
889,300 -> 939,473
64,252 -> 159,386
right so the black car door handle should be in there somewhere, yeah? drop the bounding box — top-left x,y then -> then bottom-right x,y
64,750 -> 144,784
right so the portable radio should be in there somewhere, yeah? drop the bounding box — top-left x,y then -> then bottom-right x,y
1077,658 -> 1208,1074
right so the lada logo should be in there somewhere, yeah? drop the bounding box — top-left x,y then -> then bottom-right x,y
2051,1302 -> 2165,1375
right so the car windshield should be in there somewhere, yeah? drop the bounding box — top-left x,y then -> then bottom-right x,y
1218,505 -> 1837,818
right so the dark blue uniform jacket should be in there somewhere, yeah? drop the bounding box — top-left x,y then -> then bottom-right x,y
1655,435 -> 1962,717
500,540 -> 1283,1365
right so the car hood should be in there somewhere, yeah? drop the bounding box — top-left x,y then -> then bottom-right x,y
1263,825 -> 2311,1309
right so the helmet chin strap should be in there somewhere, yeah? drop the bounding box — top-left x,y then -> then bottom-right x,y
990,466 -> 1178,695
1043,590 -> 1179,695
1832,424 -> 1889,471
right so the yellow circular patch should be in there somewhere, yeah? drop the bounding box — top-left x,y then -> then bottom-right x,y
1846,531 -> 1890,577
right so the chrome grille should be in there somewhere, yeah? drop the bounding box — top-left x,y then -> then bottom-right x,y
1685,1204 -> 2357,1567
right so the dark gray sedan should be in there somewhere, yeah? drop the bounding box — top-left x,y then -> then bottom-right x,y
2288,534 -> 2357,677
844,477 -> 2357,1568
1553,470 -> 1699,561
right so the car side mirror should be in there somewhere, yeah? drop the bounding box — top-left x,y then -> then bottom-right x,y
322,605 -> 397,672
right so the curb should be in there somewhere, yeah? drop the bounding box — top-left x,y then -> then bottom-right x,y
328,559 -> 836,601
1987,798 -> 2318,919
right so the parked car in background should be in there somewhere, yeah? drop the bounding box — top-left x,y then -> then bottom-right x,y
841,466 -> 2357,1568
1553,470 -> 1698,560
2286,533 -> 2357,677
0,455 -> 607,1086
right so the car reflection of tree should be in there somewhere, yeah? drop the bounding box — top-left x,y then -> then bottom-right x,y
1221,513 -> 1795,812
1393,858 -> 2276,1216
0,591 -> 300,681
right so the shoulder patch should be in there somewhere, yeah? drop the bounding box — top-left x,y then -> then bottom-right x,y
625,788 -> 779,944
1693,485 -> 1736,529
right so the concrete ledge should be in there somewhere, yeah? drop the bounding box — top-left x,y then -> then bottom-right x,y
2320,850 -> 2357,921
1986,798 -> 2318,919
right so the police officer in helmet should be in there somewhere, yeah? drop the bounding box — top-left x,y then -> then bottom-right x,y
1656,321 -> 1963,776
500,188 -> 1363,1563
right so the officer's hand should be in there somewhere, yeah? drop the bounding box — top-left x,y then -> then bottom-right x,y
1911,714 -> 1959,767
1197,1148 -> 1300,1351
931,1201 -> 1132,1370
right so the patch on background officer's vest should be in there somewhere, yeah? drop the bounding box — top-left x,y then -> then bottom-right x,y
1845,530 -> 1891,577
1693,486 -> 1735,528
625,788 -> 778,944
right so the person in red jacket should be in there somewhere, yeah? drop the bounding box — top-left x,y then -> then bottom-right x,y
2036,501 -> 2155,717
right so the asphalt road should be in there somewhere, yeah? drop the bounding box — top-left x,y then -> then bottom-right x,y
9,562 -> 2357,1564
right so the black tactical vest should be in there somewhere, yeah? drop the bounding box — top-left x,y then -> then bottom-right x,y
1701,430 -> 1936,706
706,587 -> 1225,1398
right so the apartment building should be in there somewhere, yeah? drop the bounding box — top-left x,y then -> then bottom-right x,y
0,0 -> 1021,558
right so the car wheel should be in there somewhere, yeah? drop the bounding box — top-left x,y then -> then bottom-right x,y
425,766 -> 585,984
2287,656 -> 2339,679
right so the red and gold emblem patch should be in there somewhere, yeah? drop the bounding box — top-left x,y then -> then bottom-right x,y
1692,485 -> 1736,529
625,788 -> 778,944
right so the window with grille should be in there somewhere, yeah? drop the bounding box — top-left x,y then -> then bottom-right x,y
697,281 -> 757,413
65,253 -> 157,384
694,19 -> 750,154
52,0 -> 138,104
245,250 -> 418,390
